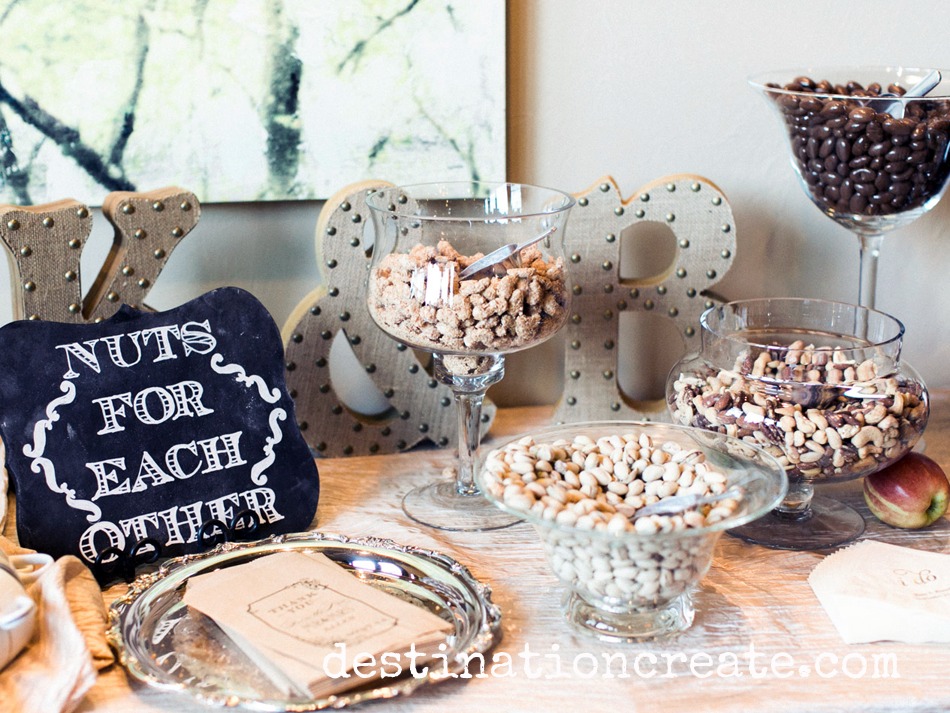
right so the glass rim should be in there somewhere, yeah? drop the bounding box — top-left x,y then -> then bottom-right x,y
700,297 -> 906,353
748,65 -> 950,100
477,419 -> 788,541
364,180 -> 576,221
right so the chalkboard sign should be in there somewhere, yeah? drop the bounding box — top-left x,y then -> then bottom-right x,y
0,287 -> 319,581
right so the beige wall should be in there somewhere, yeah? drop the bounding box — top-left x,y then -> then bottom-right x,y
505,0 -> 950,402
3,0 -> 950,409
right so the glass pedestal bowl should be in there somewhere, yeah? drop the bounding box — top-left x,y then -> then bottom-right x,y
667,298 -> 929,550
477,421 -> 787,643
366,181 -> 574,531
749,67 -> 950,308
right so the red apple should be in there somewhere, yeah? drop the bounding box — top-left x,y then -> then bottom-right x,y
864,452 -> 950,529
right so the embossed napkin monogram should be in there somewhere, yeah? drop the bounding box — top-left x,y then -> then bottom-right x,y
808,539 -> 950,644
182,551 -> 453,697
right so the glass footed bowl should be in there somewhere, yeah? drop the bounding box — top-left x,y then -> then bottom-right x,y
365,182 -> 573,358
748,66 -> 950,235
749,67 -> 950,309
365,181 -> 575,532
477,421 -> 787,643
667,298 -> 930,550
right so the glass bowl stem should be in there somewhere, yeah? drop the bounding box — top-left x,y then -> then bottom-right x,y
435,353 -> 505,497
401,353 -> 519,531
857,231 -> 883,309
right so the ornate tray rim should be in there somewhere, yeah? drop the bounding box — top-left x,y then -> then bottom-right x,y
107,531 -> 503,711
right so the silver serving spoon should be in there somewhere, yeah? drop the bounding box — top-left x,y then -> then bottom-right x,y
869,69 -> 942,118
633,484 -> 744,520
458,225 -> 557,280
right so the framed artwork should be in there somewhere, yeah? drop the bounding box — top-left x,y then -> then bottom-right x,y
0,0 -> 506,206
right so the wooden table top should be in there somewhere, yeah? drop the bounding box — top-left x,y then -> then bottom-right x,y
34,392 -> 950,711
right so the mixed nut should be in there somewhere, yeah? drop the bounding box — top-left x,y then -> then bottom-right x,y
668,340 -> 929,481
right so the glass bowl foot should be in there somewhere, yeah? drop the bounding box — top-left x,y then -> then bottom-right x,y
402,481 -> 520,531
727,495 -> 865,550
563,591 -> 695,643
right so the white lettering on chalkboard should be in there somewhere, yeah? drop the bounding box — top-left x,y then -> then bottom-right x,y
77,486 -> 284,561
86,430 -> 247,500
13,292 -> 308,569
92,380 -> 214,435
56,320 -> 217,379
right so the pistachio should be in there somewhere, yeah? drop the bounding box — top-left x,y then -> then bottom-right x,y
481,430 -> 739,607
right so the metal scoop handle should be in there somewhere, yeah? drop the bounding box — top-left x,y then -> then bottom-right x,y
633,485 -> 744,520
869,69 -> 942,118
459,225 -> 557,280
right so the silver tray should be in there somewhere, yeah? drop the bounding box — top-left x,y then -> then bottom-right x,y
108,532 -> 502,711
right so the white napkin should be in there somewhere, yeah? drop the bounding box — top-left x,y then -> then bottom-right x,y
0,542 -> 113,713
809,539 -> 950,644
0,443 -> 113,713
